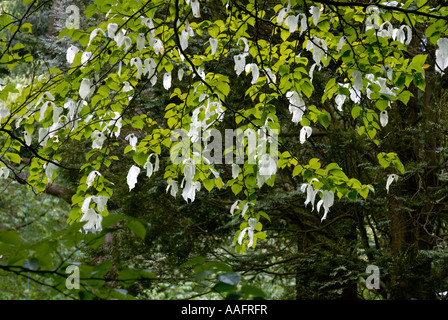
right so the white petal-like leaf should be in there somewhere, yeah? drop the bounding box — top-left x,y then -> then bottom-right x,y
209,37 -> 218,55
86,170 -> 101,188
23,131 -> 31,146
191,0 -> 200,18
79,78 -> 92,100
284,15 -> 298,33
232,164 -> 239,179
310,6 -> 321,26
66,45 -> 79,64
436,38 -> 448,74
380,110 -> 388,127
300,126 -> 312,144
130,57 -> 143,79
234,54 -> 246,76
127,165 -> 140,191
163,72 -> 172,90
335,94 -> 346,112
386,174 -> 398,193
107,23 -> 118,39
137,33 -> 145,51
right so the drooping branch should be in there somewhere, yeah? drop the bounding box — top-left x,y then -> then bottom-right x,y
14,171 -> 74,204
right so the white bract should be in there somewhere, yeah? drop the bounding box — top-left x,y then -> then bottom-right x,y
130,57 -> 143,79
386,174 -> 399,193
125,133 -> 138,150
166,179 -> 179,198
88,28 -> 105,46
52,106 -> 63,125
91,130 -> 106,149
0,167 -> 10,179
144,58 -> 157,85
380,110 -> 388,127
257,154 -> 277,188
232,164 -> 239,179
436,38 -> 448,74
108,112 -> 122,138
39,101 -> 54,122
80,208 -> 103,233
44,161 -> 58,182
137,33 -> 145,51
144,153 -> 160,179
335,94 -> 346,112
23,131 -> 31,146
309,6 -> 321,26
190,0 -> 200,18
392,25 -> 412,45
241,201 -> 254,218
237,37 -> 250,52
38,128 -> 48,146
151,38 -> 164,56
286,91 -> 306,123
127,165 -> 141,191
107,23 -> 118,39
352,70 -> 363,91
163,72 -> 172,90
301,178 -> 320,210
316,190 -> 335,222
93,196 -> 108,213
66,45 -> 79,64
86,170 -> 101,188
238,218 -> 258,248
0,107 -> 9,123
306,37 -> 327,65
234,53 -> 247,76
79,78 -> 92,100
300,126 -> 312,144
81,51 -> 93,67
230,200 -> 242,216
284,14 -> 298,33
245,63 -> 259,84
178,68 -> 184,81
277,0 -> 291,24
264,68 -> 276,84
337,36 -> 345,53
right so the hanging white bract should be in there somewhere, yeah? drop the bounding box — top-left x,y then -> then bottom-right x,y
86,170 -> 101,188
127,165 -> 140,191
436,38 -> 448,74
386,174 -> 399,193
238,218 -> 258,248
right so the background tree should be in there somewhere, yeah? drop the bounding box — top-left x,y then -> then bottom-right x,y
1,0 -> 448,300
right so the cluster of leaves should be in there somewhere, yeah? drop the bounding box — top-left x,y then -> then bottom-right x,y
2,0 -> 448,300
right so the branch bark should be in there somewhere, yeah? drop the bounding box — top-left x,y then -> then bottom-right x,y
14,171 -> 74,204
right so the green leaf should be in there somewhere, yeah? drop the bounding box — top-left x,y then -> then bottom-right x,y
213,282 -> 235,293
180,256 -> 206,268
23,258 -> 40,271
102,214 -> 128,228
218,272 -> 241,286
203,261 -> 233,272
127,220 -> 146,240
318,112 -> 331,129
241,285 -> 266,298
351,106 -> 362,119
203,178 -> 215,192
377,152 -> 390,169
5,153 -> 21,164
231,182 -> 243,195
0,230 -> 21,246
